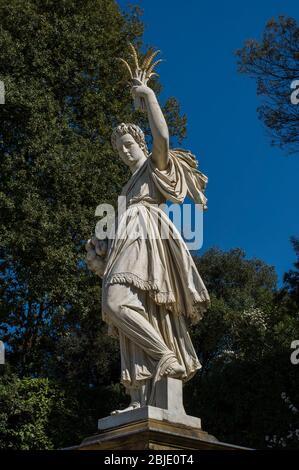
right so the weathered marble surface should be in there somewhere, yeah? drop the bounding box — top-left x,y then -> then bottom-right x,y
86,43 -> 210,415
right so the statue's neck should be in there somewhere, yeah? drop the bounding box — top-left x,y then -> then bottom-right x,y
130,156 -> 147,175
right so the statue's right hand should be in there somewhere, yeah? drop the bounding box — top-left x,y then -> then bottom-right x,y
85,238 -> 94,253
95,239 -> 108,258
86,237 -> 108,258
85,239 -> 106,278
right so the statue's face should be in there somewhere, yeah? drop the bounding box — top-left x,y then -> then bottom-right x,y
115,133 -> 145,167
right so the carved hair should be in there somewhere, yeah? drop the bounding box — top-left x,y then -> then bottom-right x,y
111,123 -> 149,157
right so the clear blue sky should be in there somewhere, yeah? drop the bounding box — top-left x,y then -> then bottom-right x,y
117,0 -> 299,285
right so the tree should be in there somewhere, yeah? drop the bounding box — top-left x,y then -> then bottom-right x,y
0,0 -> 186,448
183,248 -> 299,449
283,237 -> 299,306
0,372 -> 76,449
236,16 -> 299,154
0,0 -> 186,370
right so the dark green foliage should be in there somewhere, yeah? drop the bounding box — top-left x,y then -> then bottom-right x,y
236,16 -> 299,154
284,237 -> 299,306
183,248 -> 299,449
0,372 -> 77,449
0,0 -> 186,448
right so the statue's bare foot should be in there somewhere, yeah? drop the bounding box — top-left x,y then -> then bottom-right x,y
110,401 -> 141,415
164,361 -> 185,379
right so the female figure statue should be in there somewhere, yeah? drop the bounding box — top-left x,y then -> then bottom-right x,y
86,45 -> 210,414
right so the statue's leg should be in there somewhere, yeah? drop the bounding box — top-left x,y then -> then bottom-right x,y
103,283 -> 184,412
103,283 -> 185,363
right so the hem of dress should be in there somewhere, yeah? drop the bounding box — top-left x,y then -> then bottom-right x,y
105,272 -> 211,324
188,289 -> 211,324
105,272 -> 160,292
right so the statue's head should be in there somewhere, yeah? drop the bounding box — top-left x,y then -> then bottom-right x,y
111,123 -> 149,167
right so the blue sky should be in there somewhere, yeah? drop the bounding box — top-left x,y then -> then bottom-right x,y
117,0 -> 299,285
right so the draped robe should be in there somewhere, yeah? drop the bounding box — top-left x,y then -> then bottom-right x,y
101,149 -> 210,403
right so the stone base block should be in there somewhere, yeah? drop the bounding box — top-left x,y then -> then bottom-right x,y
77,406 -> 249,450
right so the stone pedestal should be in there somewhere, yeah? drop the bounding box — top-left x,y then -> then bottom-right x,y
79,409 -> 241,450
73,378 -> 250,451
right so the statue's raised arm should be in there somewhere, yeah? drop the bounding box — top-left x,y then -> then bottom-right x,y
118,44 -> 169,170
131,80 -> 169,170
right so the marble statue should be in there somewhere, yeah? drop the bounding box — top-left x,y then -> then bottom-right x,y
86,43 -> 210,415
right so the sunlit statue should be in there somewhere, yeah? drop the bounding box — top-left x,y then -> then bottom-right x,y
86,43 -> 210,414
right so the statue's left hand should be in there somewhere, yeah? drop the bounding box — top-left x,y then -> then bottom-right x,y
131,78 -> 153,112
131,78 -> 153,99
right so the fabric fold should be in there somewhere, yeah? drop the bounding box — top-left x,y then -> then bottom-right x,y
101,148 -> 210,388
